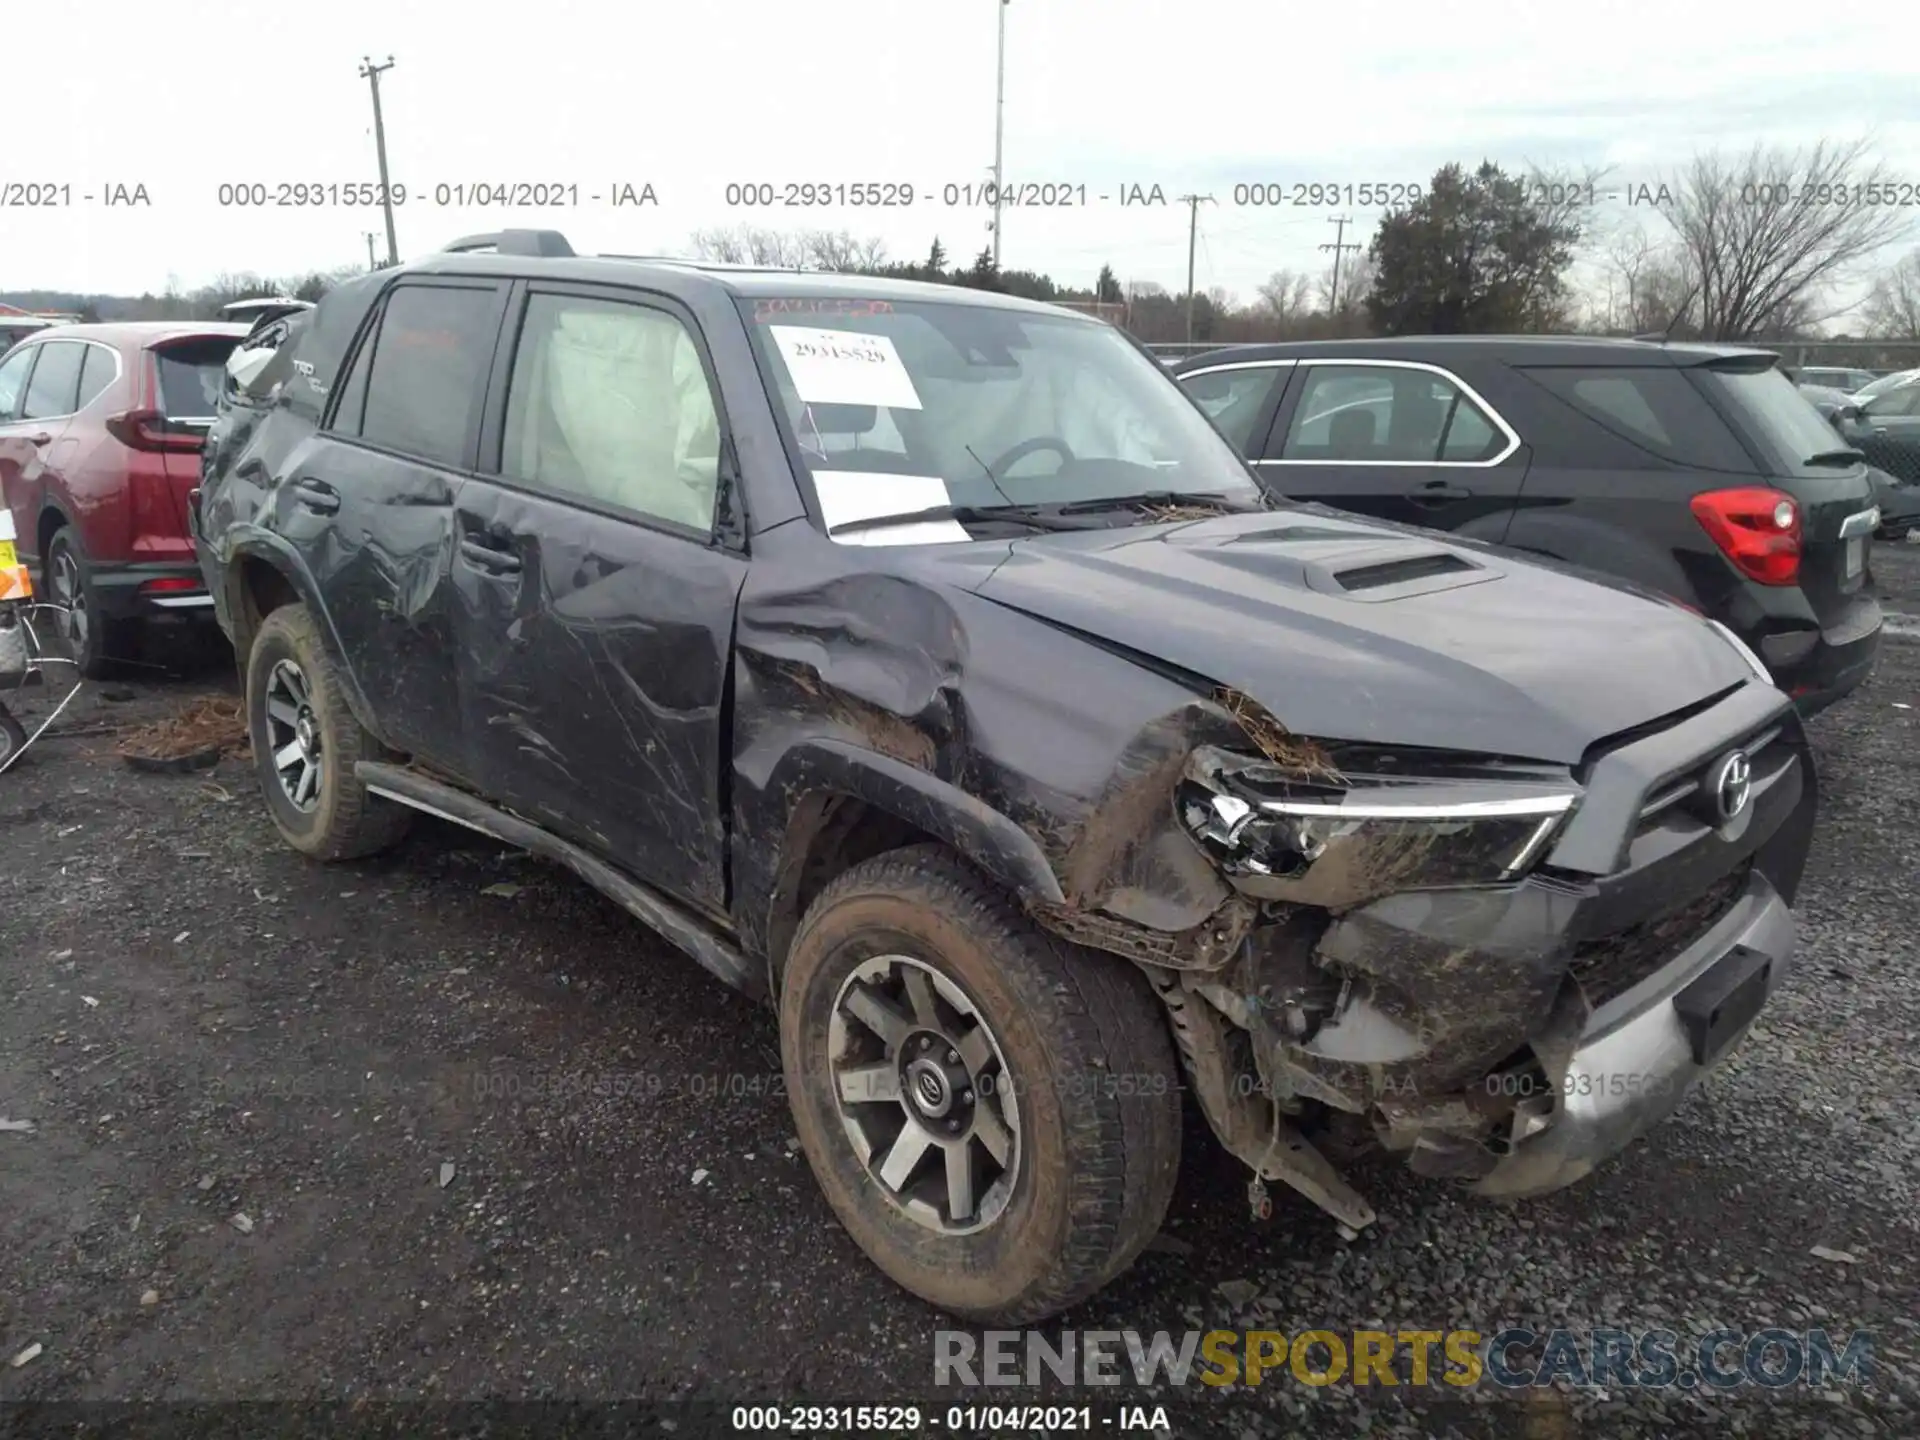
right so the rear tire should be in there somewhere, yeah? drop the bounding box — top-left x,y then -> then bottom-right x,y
779,843 -> 1182,1323
245,603 -> 411,860
46,526 -> 132,680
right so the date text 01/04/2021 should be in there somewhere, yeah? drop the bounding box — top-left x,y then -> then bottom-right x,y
728,1404 -> 1167,1432
720,182 -> 1171,208
211,182 -> 659,208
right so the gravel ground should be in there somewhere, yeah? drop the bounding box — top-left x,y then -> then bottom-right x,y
2,549 -> 1917,1438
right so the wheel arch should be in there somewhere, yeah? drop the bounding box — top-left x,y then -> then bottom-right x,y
751,738 -> 1066,985
221,532 -> 383,739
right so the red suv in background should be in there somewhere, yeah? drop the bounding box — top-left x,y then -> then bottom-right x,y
0,322 -> 248,675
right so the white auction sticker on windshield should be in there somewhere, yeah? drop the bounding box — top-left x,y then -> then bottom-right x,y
812,471 -> 969,546
770,326 -> 923,410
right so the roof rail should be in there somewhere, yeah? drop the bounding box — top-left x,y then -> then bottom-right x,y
440,229 -> 576,257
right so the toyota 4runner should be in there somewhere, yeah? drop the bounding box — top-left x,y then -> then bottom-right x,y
194,229 -> 1817,1323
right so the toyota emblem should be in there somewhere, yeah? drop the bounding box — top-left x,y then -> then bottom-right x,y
1707,750 -> 1752,825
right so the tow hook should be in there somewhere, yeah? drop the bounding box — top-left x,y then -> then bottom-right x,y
1247,1175 -> 1273,1221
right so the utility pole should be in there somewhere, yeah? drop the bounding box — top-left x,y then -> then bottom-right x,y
991,0 -> 1009,269
1320,215 -> 1361,315
1180,194 -> 1215,345
358,56 -> 400,268
364,232 -> 379,270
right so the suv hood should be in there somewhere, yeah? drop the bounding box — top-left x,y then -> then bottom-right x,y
963,511 -> 1755,765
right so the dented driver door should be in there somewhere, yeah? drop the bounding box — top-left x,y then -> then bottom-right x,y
451,283 -> 746,915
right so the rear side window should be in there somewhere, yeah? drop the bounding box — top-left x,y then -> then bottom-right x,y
352,285 -> 501,468
76,344 -> 117,410
1521,365 -> 1754,472
21,341 -> 84,419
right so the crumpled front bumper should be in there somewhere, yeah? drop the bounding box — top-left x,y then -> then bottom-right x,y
1468,866 -> 1793,1199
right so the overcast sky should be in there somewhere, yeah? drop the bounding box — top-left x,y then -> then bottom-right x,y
6,0 -> 1918,306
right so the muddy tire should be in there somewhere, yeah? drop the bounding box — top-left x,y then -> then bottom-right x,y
245,603 -> 411,860
780,843 -> 1182,1323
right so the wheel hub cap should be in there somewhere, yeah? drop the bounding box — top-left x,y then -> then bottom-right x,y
264,660 -> 323,812
827,955 -> 1021,1236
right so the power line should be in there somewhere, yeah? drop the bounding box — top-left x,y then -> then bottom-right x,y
1179,194 -> 1215,344
1320,215 -> 1362,313
358,57 -> 400,268
991,0 -> 1009,269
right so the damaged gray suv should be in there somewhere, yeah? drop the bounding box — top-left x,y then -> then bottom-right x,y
193,230 -> 1816,1323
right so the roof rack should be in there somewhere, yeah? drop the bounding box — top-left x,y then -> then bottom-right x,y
439,229 -> 576,257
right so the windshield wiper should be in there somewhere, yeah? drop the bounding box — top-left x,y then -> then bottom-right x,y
1802,448 -> 1867,466
828,502 -> 1093,537
1055,490 -> 1251,515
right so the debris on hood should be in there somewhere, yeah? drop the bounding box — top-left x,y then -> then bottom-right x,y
1212,686 -> 1340,779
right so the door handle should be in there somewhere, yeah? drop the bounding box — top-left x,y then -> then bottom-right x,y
1415,480 -> 1471,501
459,536 -> 522,574
26,433 -> 52,446
292,477 -> 340,514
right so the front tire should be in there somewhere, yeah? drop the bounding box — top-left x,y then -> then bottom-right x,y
245,603 -> 411,860
780,844 -> 1182,1323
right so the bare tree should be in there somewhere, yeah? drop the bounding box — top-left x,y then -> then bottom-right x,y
1652,140 -> 1914,339
1593,223 -> 1694,334
1522,164 -> 1616,260
1862,249 -> 1920,337
1255,269 -> 1312,323
803,230 -> 888,272
1317,251 -> 1374,333
687,225 -> 809,266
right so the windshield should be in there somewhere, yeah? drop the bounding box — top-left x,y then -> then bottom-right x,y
1703,365 -> 1861,475
739,296 -> 1265,539
1855,369 -> 1917,401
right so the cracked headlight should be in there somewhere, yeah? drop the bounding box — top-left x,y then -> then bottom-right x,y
1178,747 -> 1581,909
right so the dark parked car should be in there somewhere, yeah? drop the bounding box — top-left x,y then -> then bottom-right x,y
1171,338 -> 1883,713
195,231 -> 1816,1322
1832,372 -> 1920,486
0,321 -> 250,675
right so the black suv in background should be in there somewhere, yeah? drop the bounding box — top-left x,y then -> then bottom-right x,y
195,233 -> 1815,1323
1171,338 -> 1883,713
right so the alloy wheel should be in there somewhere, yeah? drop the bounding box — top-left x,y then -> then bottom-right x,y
828,954 -> 1021,1236
51,548 -> 88,652
264,658 -> 323,810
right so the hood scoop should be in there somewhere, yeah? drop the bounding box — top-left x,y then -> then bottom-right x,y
1300,539 -> 1498,602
